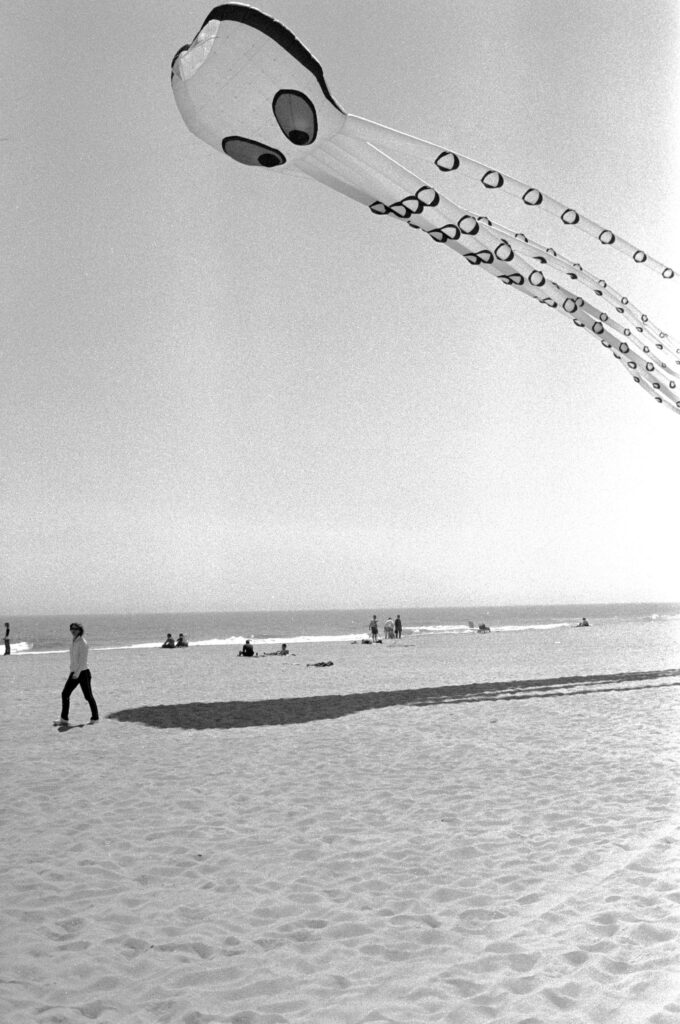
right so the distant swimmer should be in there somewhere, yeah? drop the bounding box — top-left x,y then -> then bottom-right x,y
4,622 -> 9,656
161,633 -> 175,648
239,639 -> 255,657
576,617 -> 590,627
176,633 -> 188,647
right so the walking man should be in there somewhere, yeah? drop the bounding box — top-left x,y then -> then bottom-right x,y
56,623 -> 99,726
4,622 -> 10,655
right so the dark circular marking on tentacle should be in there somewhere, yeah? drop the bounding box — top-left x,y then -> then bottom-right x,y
627,361 -> 637,369
415,186 -> 439,208
633,250 -> 647,263
514,232 -> 528,242
501,273 -> 525,286
541,297 -> 558,307
563,298 -> 578,314
592,323 -> 605,335
645,362 -> 655,372
435,151 -> 460,171
599,230 -> 616,245
619,342 -> 630,354
464,249 -> 494,266
662,267 -> 675,279
528,270 -> 545,287
427,223 -> 460,243
370,202 -> 389,215
641,314 -> 649,323
458,215 -> 479,235
561,209 -> 580,224
482,170 -> 504,189
494,241 -> 514,262
522,188 -> 543,206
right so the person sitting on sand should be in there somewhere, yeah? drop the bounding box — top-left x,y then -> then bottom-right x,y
176,633 -> 188,647
161,633 -> 175,648
477,623 -> 491,633
239,639 -> 255,657
577,617 -> 590,627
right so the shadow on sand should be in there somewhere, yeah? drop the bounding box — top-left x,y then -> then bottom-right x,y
107,668 -> 680,731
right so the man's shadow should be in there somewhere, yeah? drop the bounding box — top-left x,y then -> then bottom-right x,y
107,668 -> 680,731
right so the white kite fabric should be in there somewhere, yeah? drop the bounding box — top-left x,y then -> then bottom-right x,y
172,4 -> 679,414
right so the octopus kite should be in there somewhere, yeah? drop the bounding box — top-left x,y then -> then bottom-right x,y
171,4 -> 679,414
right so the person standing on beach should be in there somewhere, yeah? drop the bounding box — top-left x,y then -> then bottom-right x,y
56,623 -> 99,725
3,622 -> 9,655
394,615 -> 402,639
369,615 -> 379,642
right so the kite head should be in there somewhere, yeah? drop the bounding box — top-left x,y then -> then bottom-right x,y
171,4 -> 346,170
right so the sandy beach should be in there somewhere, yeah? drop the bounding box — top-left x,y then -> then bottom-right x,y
1,641 -> 679,1024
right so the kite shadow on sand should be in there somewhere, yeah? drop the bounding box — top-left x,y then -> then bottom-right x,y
107,668 -> 680,731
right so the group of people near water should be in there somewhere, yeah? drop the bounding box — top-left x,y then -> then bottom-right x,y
161,633 -> 189,648
238,640 -> 290,657
368,615 -> 403,641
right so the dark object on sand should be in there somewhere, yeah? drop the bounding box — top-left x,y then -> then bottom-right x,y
307,661 -> 333,668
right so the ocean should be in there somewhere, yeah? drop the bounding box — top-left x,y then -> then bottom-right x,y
5,604 -> 679,688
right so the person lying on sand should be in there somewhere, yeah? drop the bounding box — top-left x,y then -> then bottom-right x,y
265,643 -> 291,656
306,661 -> 333,667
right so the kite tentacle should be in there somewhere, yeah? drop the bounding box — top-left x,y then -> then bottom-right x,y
301,136 -> 679,410
478,216 -> 677,351
346,116 -> 676,281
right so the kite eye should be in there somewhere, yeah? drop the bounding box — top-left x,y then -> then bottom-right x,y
222,136 -> 286,167
273,90 -> 317,145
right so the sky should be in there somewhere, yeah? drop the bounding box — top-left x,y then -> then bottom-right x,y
2,0 -> 679,615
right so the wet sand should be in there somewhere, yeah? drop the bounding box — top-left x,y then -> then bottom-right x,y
1,642 -> 679,1023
